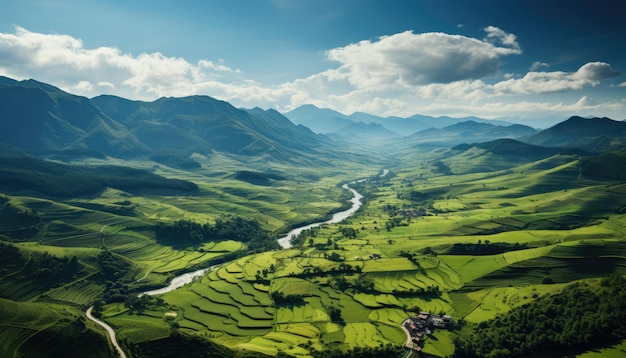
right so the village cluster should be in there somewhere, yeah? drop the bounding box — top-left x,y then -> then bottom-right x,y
402,312 -> 454,352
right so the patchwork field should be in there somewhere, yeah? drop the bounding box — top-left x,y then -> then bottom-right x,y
2,150 -> 626,357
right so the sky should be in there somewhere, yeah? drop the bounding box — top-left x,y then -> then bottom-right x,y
1,0 -> 626,126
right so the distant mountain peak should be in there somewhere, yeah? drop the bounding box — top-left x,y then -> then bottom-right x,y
526,116 -> 626,151
0,75 -> 341,165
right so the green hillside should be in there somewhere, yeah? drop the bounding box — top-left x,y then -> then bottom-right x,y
2,77 -> 626,358
526,116 -> 626,151
72,149 -> 626,357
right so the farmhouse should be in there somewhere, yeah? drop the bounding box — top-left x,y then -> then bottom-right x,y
402,312 -> 454,352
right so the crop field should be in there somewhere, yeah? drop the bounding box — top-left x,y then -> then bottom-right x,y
3,147 -> 626,358
46,280 -> 103,305
107,312 -> 171,343
0,299 -> 91,357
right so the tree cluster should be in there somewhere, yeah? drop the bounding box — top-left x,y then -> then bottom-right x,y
454,275 -> 626,357
329,276 -> 373,293
26,251 -> 80,282
271,291 -> 305,305
447,241 -> 529,255
289,226 -> 319,247
97,249 -> 133,282
0,242 -> 80,287
124,294 -> 165,311
0,241 -> 22,272
385,216 -> 405,231
339,227 -> 357,239
155,216 -> 278,251
324,252 -> 343,262
103,281 -> 130,303
327,305 -> 343,323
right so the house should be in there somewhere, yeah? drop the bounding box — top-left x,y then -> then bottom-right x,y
402,312 -> 455,353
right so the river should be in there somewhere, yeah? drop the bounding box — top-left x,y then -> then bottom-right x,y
140,180 -> 364,296
141,265 -> 219,296
86,173 -> 376,355
139,179 -> 366,296
277,182 -> 364,249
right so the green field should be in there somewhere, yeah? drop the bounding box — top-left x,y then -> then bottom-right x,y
2,149 -> 626,357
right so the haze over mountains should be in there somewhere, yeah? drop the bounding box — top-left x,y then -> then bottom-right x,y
1,76 -> 626,163
286,104 -> 522,135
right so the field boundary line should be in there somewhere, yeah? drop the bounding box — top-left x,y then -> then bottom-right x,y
460,287 -> 495,320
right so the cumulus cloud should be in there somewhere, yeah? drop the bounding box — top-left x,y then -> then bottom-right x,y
0,26 -> 241,99
494,62 -> 621,94
575,61 -> 621,81
325,28 -> 521,89
0,26 -> 623,122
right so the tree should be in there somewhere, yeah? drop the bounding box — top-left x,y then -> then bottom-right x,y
328,305 -> 343,323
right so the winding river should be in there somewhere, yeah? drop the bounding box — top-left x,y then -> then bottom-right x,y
85,175 -> 373,355
277,182 -> 364,249
142,180 -> 366,297
145,173 -> 378,292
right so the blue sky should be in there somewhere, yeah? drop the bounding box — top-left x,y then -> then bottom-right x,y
1,0 -> 625,126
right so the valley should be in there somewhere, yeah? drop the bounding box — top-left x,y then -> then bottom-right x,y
1,77 -> 626,358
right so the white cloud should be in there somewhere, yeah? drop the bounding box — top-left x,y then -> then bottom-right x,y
575,96 -> 597,107
494,62 -> 621,94
325,29 -> 521,89
484,26 -> 520,49
0,26 -> 624,123
97,81 -> 115,90
530,61 -> 549,71
0,26 -> 241,100
72,80 -> 93,92
575,61 -> 621,81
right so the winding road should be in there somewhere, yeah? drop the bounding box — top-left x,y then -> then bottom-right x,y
86,306 -> 127,358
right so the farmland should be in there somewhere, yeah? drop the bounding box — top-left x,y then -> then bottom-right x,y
2,147 -> 626,357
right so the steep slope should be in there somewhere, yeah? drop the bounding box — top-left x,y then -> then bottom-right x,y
0,77 -> 146,157
0,76 -> 349,165
92,94 -> 340,164
579,146 -> 626,180
526,116 -> 626,151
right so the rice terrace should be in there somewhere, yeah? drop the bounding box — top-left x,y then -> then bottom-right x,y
2,1 -> 626,357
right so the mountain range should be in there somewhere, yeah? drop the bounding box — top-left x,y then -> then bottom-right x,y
284,104 -> 515,136
1,76 -> 626,164
0,76 -> 342,166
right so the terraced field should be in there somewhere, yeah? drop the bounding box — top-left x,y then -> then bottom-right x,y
3,149 -> 626,357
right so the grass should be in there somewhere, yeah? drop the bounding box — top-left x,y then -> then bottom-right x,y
3,149 -> 626,357
107,312 -> 171,343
